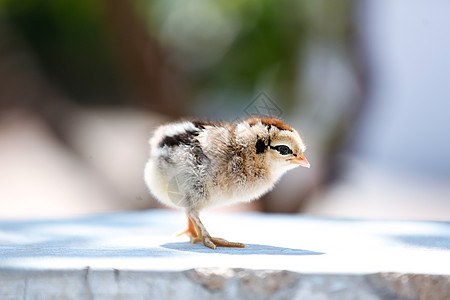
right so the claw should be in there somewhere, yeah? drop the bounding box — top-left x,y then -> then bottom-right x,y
203,236 -> 216,249
211,237 -> 245,248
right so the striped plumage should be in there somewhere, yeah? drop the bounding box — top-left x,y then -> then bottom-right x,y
144,117 -> 309,249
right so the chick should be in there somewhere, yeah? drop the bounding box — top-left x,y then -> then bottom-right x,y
144,117 -> 310,249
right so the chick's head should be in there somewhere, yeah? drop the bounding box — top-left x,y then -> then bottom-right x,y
237,117 -> 310,176
266,125 -> 310,172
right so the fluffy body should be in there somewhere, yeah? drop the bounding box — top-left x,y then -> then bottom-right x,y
144,117 -> 307,211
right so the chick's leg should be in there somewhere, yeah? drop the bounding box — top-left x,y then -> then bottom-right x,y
176,213 -> 201,243
186,210 -> 245,249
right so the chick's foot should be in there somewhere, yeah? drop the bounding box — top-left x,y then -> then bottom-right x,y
186,210 -> 245,249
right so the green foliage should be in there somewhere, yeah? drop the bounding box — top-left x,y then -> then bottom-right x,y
1,0 -> 353,109
1,0 -> 123,103
142,0 -> 352,110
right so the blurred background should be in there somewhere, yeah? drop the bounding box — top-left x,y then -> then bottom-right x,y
0,0 -> 449,221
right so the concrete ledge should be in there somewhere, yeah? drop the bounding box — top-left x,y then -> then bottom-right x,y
1,269 -> 449,300
1,210 -> 449,299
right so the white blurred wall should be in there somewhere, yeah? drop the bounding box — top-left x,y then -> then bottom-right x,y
356,0 -> 450,179
306,0 -> 450,220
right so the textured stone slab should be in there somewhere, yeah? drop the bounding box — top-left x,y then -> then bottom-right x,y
0,210 -> 449,299
1,269 -> 449,300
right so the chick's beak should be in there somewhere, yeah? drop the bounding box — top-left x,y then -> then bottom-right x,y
290,153 -> 310,168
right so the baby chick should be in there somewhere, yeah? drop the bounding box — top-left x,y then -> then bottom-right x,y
144,117 -> 310,249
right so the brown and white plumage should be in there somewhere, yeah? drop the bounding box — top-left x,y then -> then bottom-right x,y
144,117 -> 309,249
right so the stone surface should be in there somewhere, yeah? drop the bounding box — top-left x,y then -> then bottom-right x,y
0,210 -> 449,299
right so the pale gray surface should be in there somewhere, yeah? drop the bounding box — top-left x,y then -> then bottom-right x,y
0,210 -> 449,299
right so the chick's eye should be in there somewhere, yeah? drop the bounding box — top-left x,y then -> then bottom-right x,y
272,145 -> 292,155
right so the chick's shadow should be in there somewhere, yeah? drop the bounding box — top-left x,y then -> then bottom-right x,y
161,242 -> 324,256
